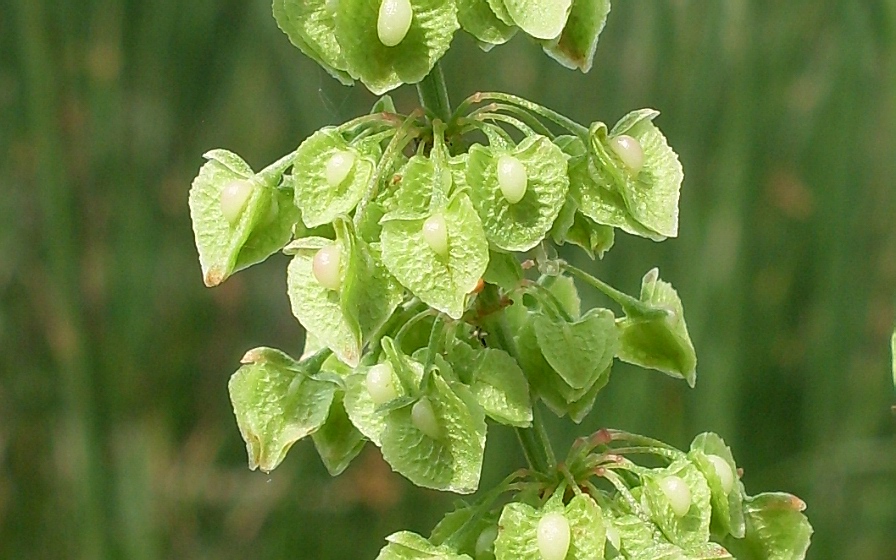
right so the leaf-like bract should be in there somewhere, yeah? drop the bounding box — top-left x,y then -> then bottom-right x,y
336,0 -> 459,94
229,347 -> 337,473
189,150 -> 298,287
381,193 -> 489,319
466,136 -> 569,251
589,110 -> 684,238
541,0 -> 611,72
616,268 -> 697,386
380,372 -> 487,493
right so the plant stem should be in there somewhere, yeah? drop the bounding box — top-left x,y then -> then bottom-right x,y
477,285 -> 555,473
564,263 -> 668,320
416,62 -> 452,123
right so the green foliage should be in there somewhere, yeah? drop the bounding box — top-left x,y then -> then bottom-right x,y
184,0 -> 818,558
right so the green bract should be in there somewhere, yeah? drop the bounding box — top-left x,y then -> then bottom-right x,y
688,433 -> 745,538
291,127 -> 379,228
273,0 -> 354,85
640,458 -> 712,549
456,0 -> 516,49
616,268 -> 698,386
564,137 -> 665,241
286,220 -> 402,367
376,531 -> 473,560
589,109 -> 684,238
343,338 -> 422,446
312,391 -> 366,475
502,0 -> 572,40
466,136 -> 569,251
380,370 -> 487,493
534,307 -> 618,391
446,340 -> 533,427
190,5 -> 815,556
541,0 -> 611,72
381,192 -> 489,319
228,347 -> 337,473
189,150 -> 299,287
336,0 -> 459,94
741,493 -> 813,560
494,491 -> 606,560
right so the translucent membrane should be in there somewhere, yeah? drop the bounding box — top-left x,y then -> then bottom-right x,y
377,0 -> 413,47
496,154 -> 528,204
475,526 -> 498,557
220,179 -> 255,224
606,522 -> 621,551
536,512 -> 571,560
608,134 -> 644,174
312,244 -> 343,291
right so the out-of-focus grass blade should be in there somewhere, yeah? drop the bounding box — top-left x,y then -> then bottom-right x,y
891,327 -> 896,392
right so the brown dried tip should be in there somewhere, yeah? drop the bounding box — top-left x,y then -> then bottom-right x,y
790,496 -> 807,512
240,348 -> 265,364
472,278 -> 485,294
204,266 -> 225,287
592,428 -> 612,446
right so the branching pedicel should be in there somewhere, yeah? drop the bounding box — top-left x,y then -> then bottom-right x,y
188,1 -> 813,558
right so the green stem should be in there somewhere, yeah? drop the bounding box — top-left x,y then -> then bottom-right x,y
416,62 -> 452,123
477,285 -> 555,474
457,92 -> 590,138
564,263 -> 668,320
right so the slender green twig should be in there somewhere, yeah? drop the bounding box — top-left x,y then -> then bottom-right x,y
564,263 -> 669,320
456,92 -> 590,137
416,62 -> 452,123
353,111 -> 421,226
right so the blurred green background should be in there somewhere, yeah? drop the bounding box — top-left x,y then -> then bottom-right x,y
3,0 -> 896,558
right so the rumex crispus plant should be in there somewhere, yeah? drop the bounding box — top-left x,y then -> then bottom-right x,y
188,1 -> 813,558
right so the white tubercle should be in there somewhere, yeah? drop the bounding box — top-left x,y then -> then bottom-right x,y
474,526 -> 498,557
496,154 -> 527,204
605,522 -> 621,551
659,475 -> 692,517
707,454 -> 735,494
220,179 -> 255,225
377,0 -> 413,47
312,244 -> 343,291
365,363 -> 398,405
536,512 -> 571,560
411,397 -> 440,439
422,214 -> 449,257
608,134 -> 644,174
325,150 -> 356,188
